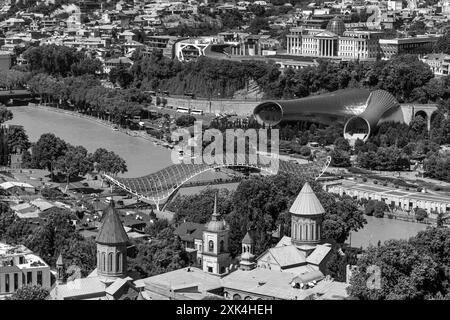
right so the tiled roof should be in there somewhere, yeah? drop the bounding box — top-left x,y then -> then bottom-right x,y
289,182 -> 325,216
96,202 -> 129,245
267,245 -> 306,267
174,222 -> 205,242
306,244 -> 332,265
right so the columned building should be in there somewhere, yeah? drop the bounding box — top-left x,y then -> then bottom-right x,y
286,16 -> 383,61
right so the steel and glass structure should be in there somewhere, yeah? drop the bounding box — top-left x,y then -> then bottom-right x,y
104,155 -> 331,210
253,89 -> 400,142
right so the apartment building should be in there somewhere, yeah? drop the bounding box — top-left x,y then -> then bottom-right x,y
0,242 -> 51,297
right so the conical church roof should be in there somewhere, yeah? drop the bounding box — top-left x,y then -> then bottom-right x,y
289,182 -> 325,216
96,201 -> 129,245
242,231 -> 254,244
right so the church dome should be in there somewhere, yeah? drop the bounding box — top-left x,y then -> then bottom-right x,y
206,219 -> 229,232
326,16 -> 345,36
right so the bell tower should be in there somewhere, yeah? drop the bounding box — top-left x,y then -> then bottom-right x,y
56,253 -> 65,285
202,195 -> 231,275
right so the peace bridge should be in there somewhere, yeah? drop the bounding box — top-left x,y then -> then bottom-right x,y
103,154 -> 331,210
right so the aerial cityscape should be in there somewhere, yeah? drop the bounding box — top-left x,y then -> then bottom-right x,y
0,0 -> 450,306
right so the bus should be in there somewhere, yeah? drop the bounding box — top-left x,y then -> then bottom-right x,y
176,106 -> 190,113
190,109 -> 203,116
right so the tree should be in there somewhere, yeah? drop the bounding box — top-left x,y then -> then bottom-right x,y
128,227 -> 189,278
365,200 -> 387,218
168,188 -> 233,224
71,58 -> 103,76
330,149 -> 351,167
55,144 -> 93,191
5,125 -> 30,152
144,219 -> 169,238
6,285 -> 49,300
0,106 -> 13,124
433,30 -> 450,54
109,64 -> 134,88
175,115 -> 197,127
334,137 -> 351,152
347,239 -> 441,300
92,148 -> 128,183
321,195 -> 367,243
26,208 -> 81,267
414,208 -> 428,222
31,133 -> 67,179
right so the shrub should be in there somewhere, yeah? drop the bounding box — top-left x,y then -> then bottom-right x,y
373,180 -> 378,184
415,208 -> 428,221
362,177 -> 367,182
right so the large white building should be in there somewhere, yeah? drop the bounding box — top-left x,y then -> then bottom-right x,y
0,243 -> 51,298
286,17 -> 384,61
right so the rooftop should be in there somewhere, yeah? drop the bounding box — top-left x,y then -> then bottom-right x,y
289,182 -> 325,216
96,201 -> 129,245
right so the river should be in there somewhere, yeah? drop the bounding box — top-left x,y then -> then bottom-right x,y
6,106 -> 172,178
348,215 -> 429,249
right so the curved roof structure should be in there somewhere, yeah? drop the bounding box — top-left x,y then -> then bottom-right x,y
104,155 -> 332,208
253,89 -> 400,142
289,182 -> 325,216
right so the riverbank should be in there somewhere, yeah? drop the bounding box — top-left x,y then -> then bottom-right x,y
7,105 -> 173,177
27,103 -> 168,146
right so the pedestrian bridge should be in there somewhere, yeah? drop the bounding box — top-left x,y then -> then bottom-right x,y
103,155 -> 331,210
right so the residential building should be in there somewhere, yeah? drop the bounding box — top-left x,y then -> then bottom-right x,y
0,243 -> 51,298
420,53 -> 450,76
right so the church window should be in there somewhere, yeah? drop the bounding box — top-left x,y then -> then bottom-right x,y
116,252 -> 122,272
208,240 -> 214,252
102,252 -> 106,271
108,253 -> 113,272
233,294 -> 242,300
220,240 -> 224,253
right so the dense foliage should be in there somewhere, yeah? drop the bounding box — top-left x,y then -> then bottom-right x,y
348,227 -> 450,300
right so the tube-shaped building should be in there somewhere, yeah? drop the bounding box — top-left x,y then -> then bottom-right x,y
253,88 -> 400,142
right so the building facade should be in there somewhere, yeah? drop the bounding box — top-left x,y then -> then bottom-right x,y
0,243 -> 51,297
286,17 -> 383,61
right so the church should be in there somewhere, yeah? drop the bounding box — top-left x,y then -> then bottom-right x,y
50,201 -> 141,300
136,182 -> 349,300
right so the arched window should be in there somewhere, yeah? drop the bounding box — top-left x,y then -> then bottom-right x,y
244,296 -> 252,300
219,240 -> 224,253
108,253 -> 113,272
233,294 -> 242,300
102,252 -> 106,271
208,240 -> 214,252
116,252 -> 122,272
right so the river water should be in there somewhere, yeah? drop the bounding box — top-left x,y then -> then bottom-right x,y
348,215 -> 429,249
6,106 -> 172,177
7,106 -> 430,247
